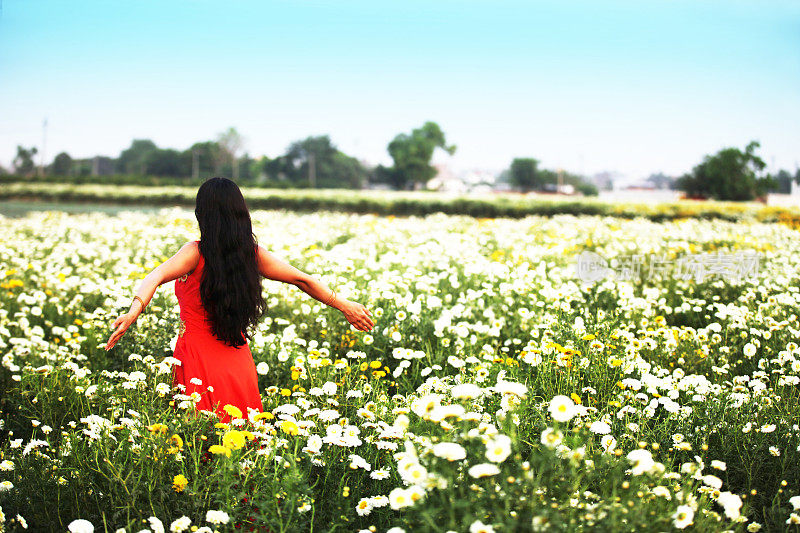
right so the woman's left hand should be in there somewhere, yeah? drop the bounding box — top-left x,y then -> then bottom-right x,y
339,299 -> 374,332
105,312 -> 137,351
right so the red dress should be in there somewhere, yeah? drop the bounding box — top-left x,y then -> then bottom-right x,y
171,243 -> 264,424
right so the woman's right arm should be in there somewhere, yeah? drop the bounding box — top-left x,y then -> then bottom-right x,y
106,241 -> 200,350
256,245 -> 374,332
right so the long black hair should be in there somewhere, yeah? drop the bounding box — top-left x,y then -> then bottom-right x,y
194,177 -> 266,347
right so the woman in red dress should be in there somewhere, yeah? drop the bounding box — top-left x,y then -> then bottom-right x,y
104,177 -> 375,424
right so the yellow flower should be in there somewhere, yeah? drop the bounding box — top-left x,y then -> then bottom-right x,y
369,360 -> 382,369
166,434 -> 184,454
254,412 -> 274,421
222,404 -> 243,419
147,423 -> 168,434
209,445 -> 231,457
222,430 -> 247,450
280,388 -> 292,397
570,393 -> 582,405
172,473 -> 188,492
280,420 -> 299,435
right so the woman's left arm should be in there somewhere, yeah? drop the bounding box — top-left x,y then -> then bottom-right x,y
105,242 -> 200,351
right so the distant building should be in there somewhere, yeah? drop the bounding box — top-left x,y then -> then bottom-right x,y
542,183 -> 576,194
460,169 -> 497,188
91,156 -> 114,176
427,164 -> 468,193
624,183 -> 656,191
590,171 -> 617,191
427,165 -> 499,193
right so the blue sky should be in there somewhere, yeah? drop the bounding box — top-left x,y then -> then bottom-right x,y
1,0 -> 798,181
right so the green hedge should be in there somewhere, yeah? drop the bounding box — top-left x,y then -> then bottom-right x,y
1,181 -> 798,222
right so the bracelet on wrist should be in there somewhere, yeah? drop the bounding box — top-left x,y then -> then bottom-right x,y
132,295 -> 145,314
324,288 -> 336,307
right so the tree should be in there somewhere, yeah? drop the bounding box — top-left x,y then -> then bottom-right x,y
268,135 -> 370,188
501,158 -> 597,195
285,136 -> 338,186
675,141 -> 773,201
386,121 -> 456,190
13,145 -> 38,176
50,152 -> 73,175
508,158 -> 540,192
217,127 -> 245,180
770,169 -> 793,194
235,153 -> 257,183
145,149 -> 184,177
645,172 -> 675,190
117,140 -> 158,174
183,141 -> 224,177
329,152 -> 370,189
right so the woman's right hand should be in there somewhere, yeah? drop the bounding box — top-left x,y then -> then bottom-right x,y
105,311 -> 138,351
339,299 -> 374,331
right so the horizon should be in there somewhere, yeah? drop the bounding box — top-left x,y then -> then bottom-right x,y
1,0 -> 798,182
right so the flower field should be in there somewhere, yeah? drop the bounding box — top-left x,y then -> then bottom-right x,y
1,207 -> 799,532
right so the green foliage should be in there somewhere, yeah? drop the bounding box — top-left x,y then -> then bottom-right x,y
3,181 -> 800,223
575,181 -> 599,196
188,141 -> 225,177
16,127 -> 373,189
12,145 -> 39,176
509,158 -> 540,192
676,141 -> 774,201
3,210 -> 800,531
503,159 -> 596,195
117,140 -> 159,175
263,135 -> 371,189
145,148 -> 184,178
50,152 -> 73,176
386,122 -> 456,190
768,169 -> 794,194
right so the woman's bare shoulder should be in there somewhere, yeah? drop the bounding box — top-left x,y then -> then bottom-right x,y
179,241 -> 202,265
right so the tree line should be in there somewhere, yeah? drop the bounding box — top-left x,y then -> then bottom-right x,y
4,123 -> 467,191
3,122 -> 601,194
3,125 -> 796,200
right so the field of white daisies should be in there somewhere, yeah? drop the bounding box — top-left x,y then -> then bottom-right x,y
1,207 -> 799,532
